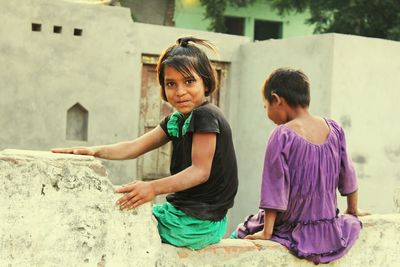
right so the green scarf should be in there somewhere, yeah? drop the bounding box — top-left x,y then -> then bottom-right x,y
167,112 -> 193,138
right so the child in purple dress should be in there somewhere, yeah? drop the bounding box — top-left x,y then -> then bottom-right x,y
232,68 -> 369,264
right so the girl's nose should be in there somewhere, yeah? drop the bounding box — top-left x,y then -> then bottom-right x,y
176,85 -> 186,96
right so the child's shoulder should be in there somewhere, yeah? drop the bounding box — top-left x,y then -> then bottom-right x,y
268,124 -> 293,144
194,101 -> 219,113
193,102 -> 225,120
324,118 -> 345,134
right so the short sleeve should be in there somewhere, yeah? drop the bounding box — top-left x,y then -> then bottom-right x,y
186,107 -> 220,134
259,127 -> 290,211
159,115 -> 172,139
337,125 -> 358,196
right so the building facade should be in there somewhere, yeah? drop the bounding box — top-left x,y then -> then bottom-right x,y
174,0 -> 314,40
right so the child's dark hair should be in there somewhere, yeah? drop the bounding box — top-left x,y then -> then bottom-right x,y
263,68 -> 310,107
156,36 -> 218,101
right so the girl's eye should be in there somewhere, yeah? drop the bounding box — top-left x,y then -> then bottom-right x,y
165,81 -> 175,87
185,79 -> 195,85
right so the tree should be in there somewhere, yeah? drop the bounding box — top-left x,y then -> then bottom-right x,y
271,0 -> 400,41
200,0 -> 400,41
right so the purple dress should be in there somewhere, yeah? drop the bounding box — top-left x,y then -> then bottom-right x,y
235,119 -> 361,264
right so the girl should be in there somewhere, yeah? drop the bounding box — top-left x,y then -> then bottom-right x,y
52,37 -> 238,250
231,68 -> 368,264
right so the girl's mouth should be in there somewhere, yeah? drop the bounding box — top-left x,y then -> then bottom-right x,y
177,100 -> 190,106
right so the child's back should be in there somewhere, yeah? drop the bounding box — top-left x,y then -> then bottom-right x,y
259,118 -> 360,263
285,115 -> 330,145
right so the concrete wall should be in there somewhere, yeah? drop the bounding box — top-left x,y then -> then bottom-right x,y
0,149 -> 161,266
330,35 -> 400,213
0,0 -> 137,184
0,0 -> 248,185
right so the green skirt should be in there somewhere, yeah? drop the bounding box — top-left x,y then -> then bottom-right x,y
152,202 -> 227,250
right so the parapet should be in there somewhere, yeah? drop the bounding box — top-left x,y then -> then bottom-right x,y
0,149 -> 161,266
1,149 -> 399,266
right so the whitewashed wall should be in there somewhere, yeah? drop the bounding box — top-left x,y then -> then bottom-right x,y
0,0 -> 248,185
330,35 -> 400,214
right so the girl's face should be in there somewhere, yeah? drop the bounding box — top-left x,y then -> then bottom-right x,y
164,66 -> 207,117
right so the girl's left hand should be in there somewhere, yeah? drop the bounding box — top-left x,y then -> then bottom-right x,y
115,181 -> 155,209
244,230 -> 271,240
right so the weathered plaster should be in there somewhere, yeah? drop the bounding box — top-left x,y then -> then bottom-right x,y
0,149 -> 161,266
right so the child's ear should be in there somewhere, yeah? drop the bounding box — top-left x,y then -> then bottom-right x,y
271,93 -> 281,105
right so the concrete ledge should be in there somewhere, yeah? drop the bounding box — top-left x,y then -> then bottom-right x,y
164,214 -> 400,267
0,149 -> 161,267
1,149 -> 399,267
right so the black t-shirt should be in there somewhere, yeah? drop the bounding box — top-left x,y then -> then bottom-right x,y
159,102 -> 238,221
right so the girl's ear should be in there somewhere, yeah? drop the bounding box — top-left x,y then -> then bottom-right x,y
271,93 -> 281,105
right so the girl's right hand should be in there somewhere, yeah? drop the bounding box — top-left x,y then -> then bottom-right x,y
51,147 -> 96,156
115,180 -> 156,209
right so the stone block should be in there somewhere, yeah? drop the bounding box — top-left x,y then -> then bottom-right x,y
0,149 -> 161,266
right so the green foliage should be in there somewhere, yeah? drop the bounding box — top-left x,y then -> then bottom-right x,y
200,0 -> 400,41
270,0 -> 400,41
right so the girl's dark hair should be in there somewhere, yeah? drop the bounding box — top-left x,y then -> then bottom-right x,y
156,36 -> 218,101
263,68 -> 310,107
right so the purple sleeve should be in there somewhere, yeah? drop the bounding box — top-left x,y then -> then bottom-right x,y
337,126 -> 358,196
259,127 -> 290,211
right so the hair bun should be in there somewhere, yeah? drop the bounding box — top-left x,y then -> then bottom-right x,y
177,37 -> 191,47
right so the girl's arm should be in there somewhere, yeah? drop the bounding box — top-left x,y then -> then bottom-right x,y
51,126 -> 169,160
116,132 -> 216,209
244,209 -> 277,240
345,191 -> 370,216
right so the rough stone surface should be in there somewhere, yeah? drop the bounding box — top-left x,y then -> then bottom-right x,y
0,149 -> 161,266
1,149 -> 400,267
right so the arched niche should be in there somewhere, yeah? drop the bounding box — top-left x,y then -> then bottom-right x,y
66,103 -> 88,141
